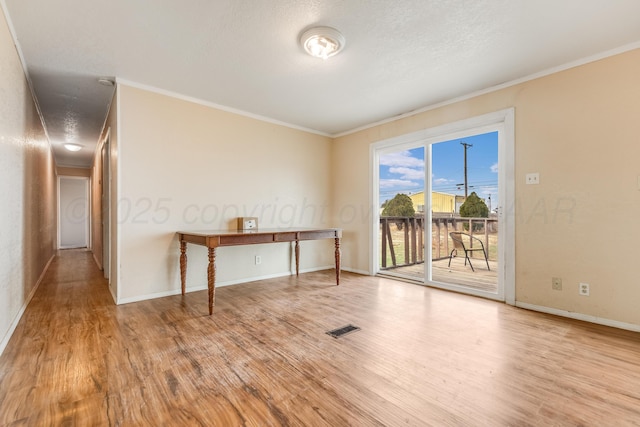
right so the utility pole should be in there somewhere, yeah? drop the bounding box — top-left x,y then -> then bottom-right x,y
460,142 -> 473,198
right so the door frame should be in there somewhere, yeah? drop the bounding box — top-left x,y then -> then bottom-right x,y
101,130 -> 111,280
370,108 -> 515,304
57,175 -> 91,250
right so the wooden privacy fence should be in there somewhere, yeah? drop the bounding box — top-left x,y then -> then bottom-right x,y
380,216 -> 498,270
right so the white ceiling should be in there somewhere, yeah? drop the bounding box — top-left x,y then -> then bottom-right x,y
4,0 -> 640,168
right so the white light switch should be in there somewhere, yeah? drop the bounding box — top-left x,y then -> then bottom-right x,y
526,173 -> 540,185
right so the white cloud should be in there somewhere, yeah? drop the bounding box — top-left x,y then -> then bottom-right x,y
379,179 -> 421,189
433,177 -> 453,185
490,163 -> 498,173
389,166 -> 424,180
380,151 -> 423,168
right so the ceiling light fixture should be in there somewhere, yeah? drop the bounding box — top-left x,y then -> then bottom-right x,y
300,26 -> 345,59
64,143 -> 83,152
98,77 -> 115,86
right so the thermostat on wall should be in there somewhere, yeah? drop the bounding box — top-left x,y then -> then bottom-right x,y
237,217 -> 258,231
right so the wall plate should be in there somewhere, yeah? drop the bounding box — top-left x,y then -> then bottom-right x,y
526,173 -> 539,185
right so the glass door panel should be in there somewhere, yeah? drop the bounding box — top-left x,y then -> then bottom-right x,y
378,147 -> 426,281
428,132 -> 499,297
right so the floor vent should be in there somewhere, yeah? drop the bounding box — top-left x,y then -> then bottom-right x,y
326,324 -> 361,338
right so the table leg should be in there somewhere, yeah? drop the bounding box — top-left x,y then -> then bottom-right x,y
180,240 -> 187,295
335,237 -> 341,285
208,247 -> 216,315
295,240 -> 300,277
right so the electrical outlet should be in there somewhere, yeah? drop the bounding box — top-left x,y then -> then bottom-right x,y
255,255 -> 261,265
552,277 -> 562,291
526,172 -> 540,185
579,282 -> 590,296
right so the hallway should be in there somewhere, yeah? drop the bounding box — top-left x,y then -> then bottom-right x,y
0,250 -> 117,423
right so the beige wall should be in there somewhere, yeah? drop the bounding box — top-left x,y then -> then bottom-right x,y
0,6 -> 56,352
332,48 -> 640,327
116,85 -> 333,302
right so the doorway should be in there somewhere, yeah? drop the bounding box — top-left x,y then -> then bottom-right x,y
371,109 -> 515,303
58,176 -> 90,249
101,135 -> 111,279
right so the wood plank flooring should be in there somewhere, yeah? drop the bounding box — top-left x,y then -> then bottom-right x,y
1,250 -> 640,425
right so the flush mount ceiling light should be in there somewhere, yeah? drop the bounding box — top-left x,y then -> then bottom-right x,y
63,143 -> 83,152
300,26 -> 345,59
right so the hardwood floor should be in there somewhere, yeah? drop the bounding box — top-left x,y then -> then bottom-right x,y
1,250 -> 640,426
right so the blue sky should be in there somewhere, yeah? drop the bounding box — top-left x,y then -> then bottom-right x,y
379,131 -> 498,209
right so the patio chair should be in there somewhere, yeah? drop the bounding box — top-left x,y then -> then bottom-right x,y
448,232 -> 490,272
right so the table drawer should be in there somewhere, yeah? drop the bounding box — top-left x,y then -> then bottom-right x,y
219,233 -> 274,245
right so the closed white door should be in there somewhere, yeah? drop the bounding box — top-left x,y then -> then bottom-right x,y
59,177 -> 89,249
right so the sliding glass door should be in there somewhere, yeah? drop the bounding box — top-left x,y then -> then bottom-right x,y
371,110 -> 514,302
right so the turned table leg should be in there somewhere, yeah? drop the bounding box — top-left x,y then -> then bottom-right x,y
295,240 -> 300,277
335,237 -> 341,285
208,247 -> 216,315
180,240 -> 187,295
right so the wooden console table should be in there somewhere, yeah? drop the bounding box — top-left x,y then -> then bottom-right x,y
177,228 -> 342,315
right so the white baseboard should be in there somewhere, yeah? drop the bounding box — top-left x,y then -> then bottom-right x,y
92,252 -> 103,271
516,302 -> 640,333
116,266 -> 338,305
341,266 -> 370,276
108,282 -> 117,304
0,254 -> 55,356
